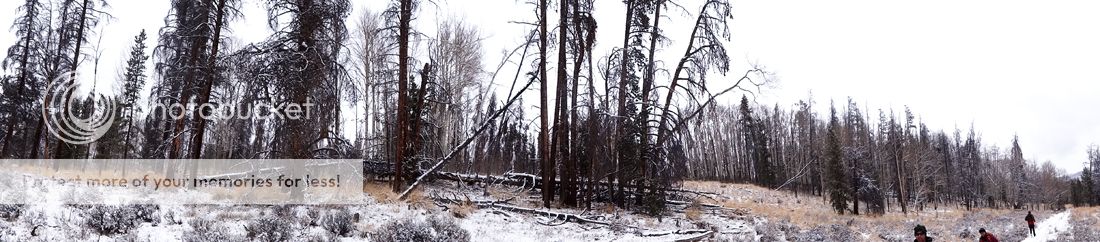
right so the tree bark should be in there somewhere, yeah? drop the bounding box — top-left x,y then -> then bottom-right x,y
188,0 -> 230,160
393,0 -> 412,192
538,0 -> 553,207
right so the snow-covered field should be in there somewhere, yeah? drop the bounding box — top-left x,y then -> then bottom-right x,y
0,169 -> 1092,241
0,170 -> 752,241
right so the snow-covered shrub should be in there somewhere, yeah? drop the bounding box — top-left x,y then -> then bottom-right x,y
303,231 -> 337,242
184,217 -> 232,242
132,204 -> 159,224
0,204 -> 22,221
303,207 -> 321,226
84,204 -> 159,235
427,215 -> 469,241
162,209 -> 182,225
371,215 -> 470,242
272,204 -> 294,218
756,219 -> 798,242
787,224 -> 855,242
321,209 -> 354,236
246,216 -> 292,242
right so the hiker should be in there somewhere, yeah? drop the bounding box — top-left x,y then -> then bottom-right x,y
978,228 -> 999,242
914,224 -> 934,242
1025,211 -> 1037,236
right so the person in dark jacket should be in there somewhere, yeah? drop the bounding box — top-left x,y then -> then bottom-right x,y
978,228 -> 1000,242
1025,211 -> 1037,236
914,224 -> 933,242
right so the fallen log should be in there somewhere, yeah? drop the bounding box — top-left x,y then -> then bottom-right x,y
430,196 -> 728,239
641,229 -> 715,241
398,75 -> 538,200
641,229 -> 710,236
665,200 -> 733,210
427,171 -> 726,202
672,231 -> 714,242
484,203 -> 611,226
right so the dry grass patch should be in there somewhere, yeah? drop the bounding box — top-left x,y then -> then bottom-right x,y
689,181 -> 836,227
404,189 -> 433,210
684,201 -> 702,221
362,182 -> 397,202
601,202 -> 618,215
363,182 -> 434,210
1074,206 -> 1100,216
450,200 -> 476,218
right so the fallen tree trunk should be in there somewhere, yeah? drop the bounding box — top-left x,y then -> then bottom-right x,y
671,231 -> 715,242
429,196 -> 724,240
398,76 -> 538,200
427,171 -> 725,200
486,203 -> 611,226
641,229 -> 714,241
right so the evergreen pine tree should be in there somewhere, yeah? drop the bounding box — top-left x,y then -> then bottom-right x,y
826,102 -> 848,214
118,30 -> 148,158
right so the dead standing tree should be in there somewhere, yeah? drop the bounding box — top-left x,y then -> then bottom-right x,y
646,0 -> 768,213
187,0 -> 240,159
51,0 -> 108,160
391,0 -> 414,192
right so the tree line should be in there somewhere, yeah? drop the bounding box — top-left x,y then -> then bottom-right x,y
683,96 -> 1079,214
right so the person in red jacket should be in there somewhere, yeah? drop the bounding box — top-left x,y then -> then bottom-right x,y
978,228 -> 999,242
1025,211 -> 1037,236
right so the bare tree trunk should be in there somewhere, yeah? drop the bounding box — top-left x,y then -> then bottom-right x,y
554,0 -> 577,207
895,141 -> 908,214
613,0 -> 635,206
169,7 -> 213,160
189,0 -> 231,160
538,0 -> 553,207
393,0 -> 412,192
637,0 -> 664,204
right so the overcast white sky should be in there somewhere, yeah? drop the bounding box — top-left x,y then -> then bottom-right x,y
2,0 -> 1098,173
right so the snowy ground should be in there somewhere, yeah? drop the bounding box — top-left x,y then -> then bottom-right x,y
0,169 -> 753,241
1021,210 -> 1071,242
1,168 -> 1094,241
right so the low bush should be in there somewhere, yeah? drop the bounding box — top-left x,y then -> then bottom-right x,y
371,215 -> 470,242
246,216 -> 292,242
320,209 -> 354,236
84,204 -> 160,235
183,217 -> 232,242
0,204 -> 23,221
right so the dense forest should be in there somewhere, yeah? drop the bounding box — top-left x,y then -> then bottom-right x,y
0,0 -> 1096,218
